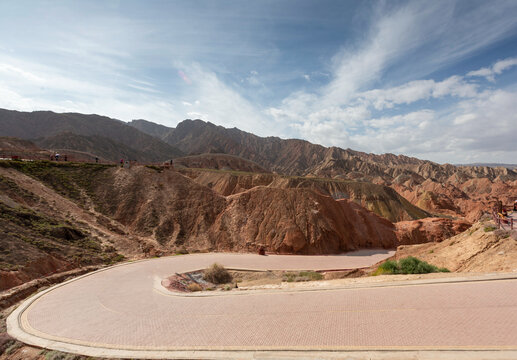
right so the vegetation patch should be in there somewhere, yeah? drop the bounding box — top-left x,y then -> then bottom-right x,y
484,225 -> 497,232
283,271 -> 323,282
372,257 -> 450,276
0,160 -> 113,205
203,263 -> 233,284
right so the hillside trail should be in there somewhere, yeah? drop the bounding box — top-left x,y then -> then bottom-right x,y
0,167 -> 149,257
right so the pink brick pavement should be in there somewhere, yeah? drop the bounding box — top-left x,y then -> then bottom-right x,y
16,252 -> 517,350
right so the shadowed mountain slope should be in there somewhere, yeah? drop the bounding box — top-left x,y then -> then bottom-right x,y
0,109 -> 183,161
174,153 -> 270,173
127,119 -> 173,140
179,168 -> 430,222
33,131 -> 168,163
165,119 -> 517,184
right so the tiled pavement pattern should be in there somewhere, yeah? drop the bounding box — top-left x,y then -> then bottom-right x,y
8,251 -> 517,355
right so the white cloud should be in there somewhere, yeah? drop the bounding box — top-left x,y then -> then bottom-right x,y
493,57 -> 517,74
359,76 -> 478,110
174,64 -> 271,135
467,57 -> 517,82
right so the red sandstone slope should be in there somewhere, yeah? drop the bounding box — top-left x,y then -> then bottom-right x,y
0,161 -> 473,291
180,168 -> 430,222
208,188 -> 397,254
91,167 -> 466,254
392,177 -> 517,222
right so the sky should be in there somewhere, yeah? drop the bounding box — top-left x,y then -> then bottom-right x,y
0,0 -> 517,164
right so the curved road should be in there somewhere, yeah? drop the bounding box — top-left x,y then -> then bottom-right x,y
7,251 -> 517,359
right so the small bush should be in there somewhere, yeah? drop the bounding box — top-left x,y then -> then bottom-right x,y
373,259 -> 398,275
484,226 -> 497,232
372,257 -> 449,275
203,263 -> 233,284
187,283 -> 202,292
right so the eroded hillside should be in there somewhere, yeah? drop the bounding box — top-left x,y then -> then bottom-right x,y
0,160 -> 473,291
180,168 -> 430,222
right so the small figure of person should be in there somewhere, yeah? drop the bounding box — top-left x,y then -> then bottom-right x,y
95,157 -> 99,163
120,159 -> 124,167
55,153 -> 60,161
501,208 -> 508,218
64,155 -> 67,162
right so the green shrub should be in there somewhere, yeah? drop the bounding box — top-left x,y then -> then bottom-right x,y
484,226 -> 497,232
375,259 -> 398,275
203,263 -> 233,284
372,257 -> 449,275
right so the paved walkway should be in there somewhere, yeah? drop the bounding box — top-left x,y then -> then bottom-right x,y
7,251 -> 517,359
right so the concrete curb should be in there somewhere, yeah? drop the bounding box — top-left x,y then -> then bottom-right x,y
157,271 -> 517,298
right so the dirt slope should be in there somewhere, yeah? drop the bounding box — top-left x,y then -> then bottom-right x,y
0,167 -> 128,290
174,153 -> 270,173
180,168 -> 430,222
0,160 -> 472,291
395,220 -> 517,272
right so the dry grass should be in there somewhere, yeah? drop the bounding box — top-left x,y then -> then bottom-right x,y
203,263 -> 233,284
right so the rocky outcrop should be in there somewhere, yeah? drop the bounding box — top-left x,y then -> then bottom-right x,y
395,218 -> 471,245
207,189 -> 398,254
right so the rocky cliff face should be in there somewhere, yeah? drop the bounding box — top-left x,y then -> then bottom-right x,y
87,166 -> 463,254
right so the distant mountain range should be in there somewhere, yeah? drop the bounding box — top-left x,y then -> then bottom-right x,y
456,163 -> 517,170
0,108 -> 182,162
0,108 -> 516,184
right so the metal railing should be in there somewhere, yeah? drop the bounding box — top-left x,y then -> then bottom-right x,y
492,210 -> 514,230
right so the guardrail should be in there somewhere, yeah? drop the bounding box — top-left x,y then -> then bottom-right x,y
492,210 -> 514,230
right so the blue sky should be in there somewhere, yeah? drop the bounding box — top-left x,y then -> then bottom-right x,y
1,0 -> 517,164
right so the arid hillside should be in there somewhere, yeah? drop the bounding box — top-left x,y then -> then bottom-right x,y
162,119 -> 517,222
127,119 -> 173,140
179,168 -> 430,222
2,109 -> 515,223
33,131 -> 164,163
174,153 -> 270,173
0,160 -> 471,291
395,218 -> 517,272
0,164 -> 128,290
